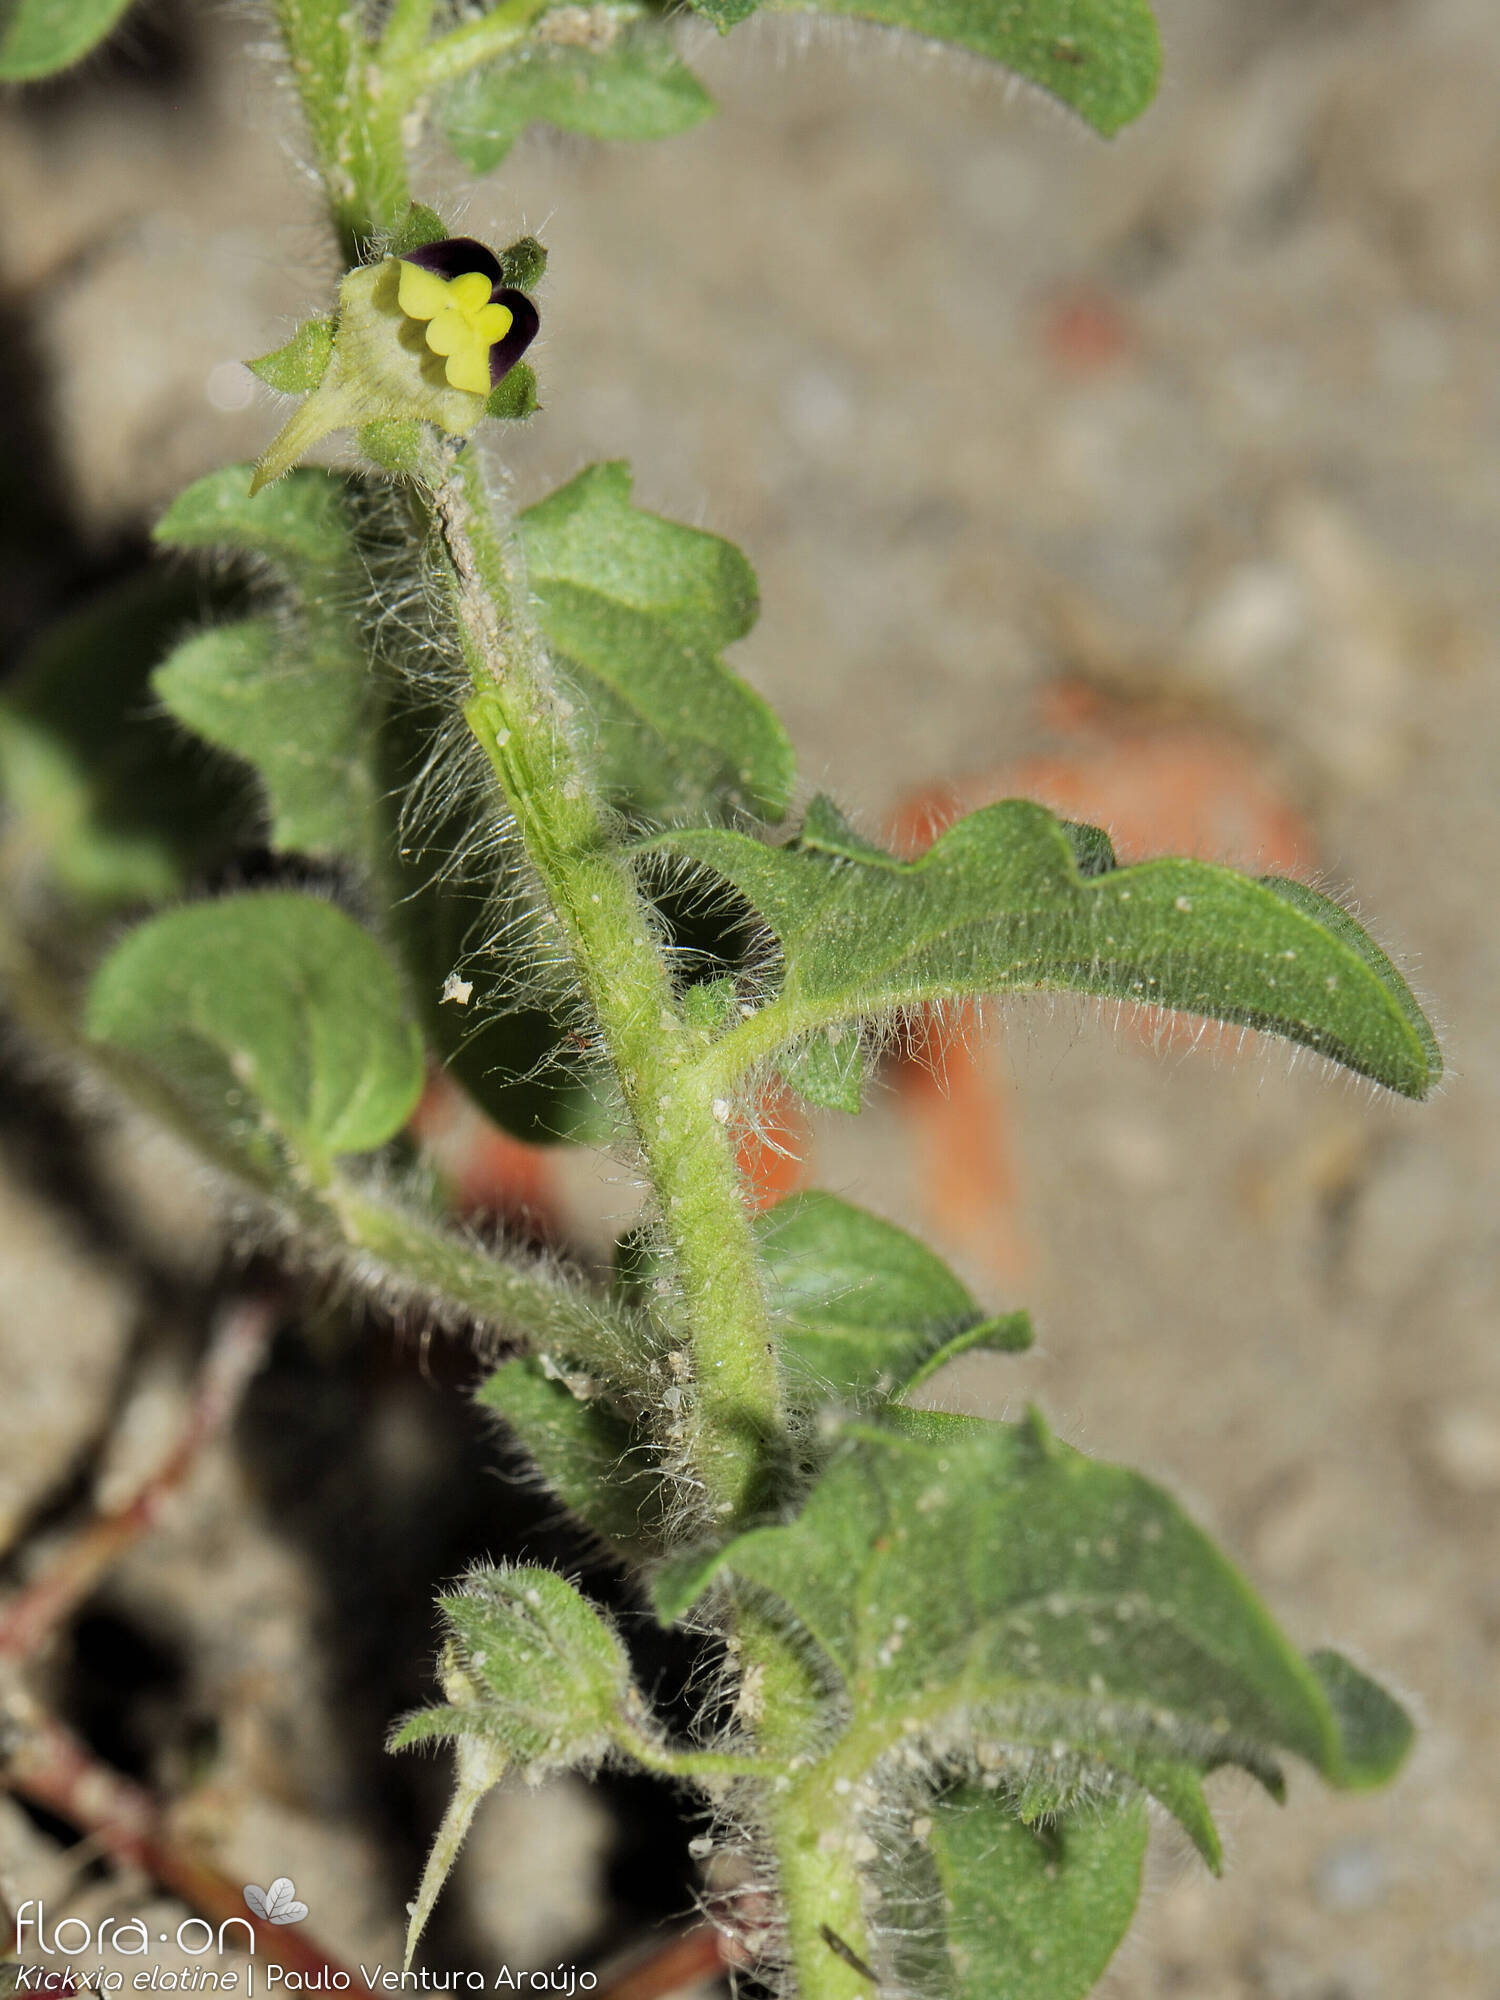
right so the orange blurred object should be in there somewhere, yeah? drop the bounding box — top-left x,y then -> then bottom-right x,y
408,1069 -> 562,1237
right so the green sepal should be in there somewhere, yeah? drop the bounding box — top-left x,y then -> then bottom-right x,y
517,461 -> 794,822
647,796 -> 1442,1099
498,234 -> 549,293
477,1357 -> 658,1550
443,27 -> 714,172
387,203 -> 450,257
358,417 -> 426,472
0,0 -> 133,78
247,317 -> 336,395
84,891 -> 424,1179
485,362 -> 539,422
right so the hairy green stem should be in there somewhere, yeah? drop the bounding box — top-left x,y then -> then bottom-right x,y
399,0 -> 556,91
770,1780 -> 878,2000
272,0 -> 412,257
427,446 -> 784,1523
735,1605 -> 877,1996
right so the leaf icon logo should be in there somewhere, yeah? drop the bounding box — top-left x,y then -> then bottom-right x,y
242,1879 -> 309,1925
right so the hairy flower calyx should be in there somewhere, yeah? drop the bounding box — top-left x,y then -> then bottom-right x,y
249,235 -> 540,493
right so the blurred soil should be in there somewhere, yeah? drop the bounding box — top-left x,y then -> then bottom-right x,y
2,0 -> 1498,1993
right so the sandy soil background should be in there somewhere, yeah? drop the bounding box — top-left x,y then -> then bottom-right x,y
0,0 -> 1496,1993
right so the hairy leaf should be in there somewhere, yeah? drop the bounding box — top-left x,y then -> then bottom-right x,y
478,1357 -> 658,1548
648,796 -> 1441,1099
518,462 -> 794,822
687,0 -> 1159,137
155,462 -> 358,586
0,571 -> 246,906
153,618 -> 376,858
758,1190 -> 1031,1405
153,467 -> 376,861
444,24 -> 714,172
85,891 -> 423,1173
781,1025 -> 866,1112
0,0 -> 133,78
926,1787 -> 1147,2000
392,1565 -> 641,1771
656,1412 -> 1412,1845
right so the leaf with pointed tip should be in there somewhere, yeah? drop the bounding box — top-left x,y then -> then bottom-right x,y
646,796 -> 1440,1099
478,1357 -> 659,1549
443,25 -> 713,173
0,570 -> 246,907
757,1190 -> 1030,1407
0,0 -> 133,77
685,0 -> 1159,137
395,1565 -> 641,1772
924,1787 -> 1147,2000
518,462 -> 793,823
654,1412 -> 1413,1849
84,891 -> 423,1175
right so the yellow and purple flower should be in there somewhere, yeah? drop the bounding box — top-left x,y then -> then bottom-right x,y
248,231 -> 542,493
396,237 -> 540,397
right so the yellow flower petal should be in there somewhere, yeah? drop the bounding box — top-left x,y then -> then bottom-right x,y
423,307 -> 472,358
473,301 -> 515,345
448,271 -> 495,318
444,346 -> 491,396
397,261 -> 454,322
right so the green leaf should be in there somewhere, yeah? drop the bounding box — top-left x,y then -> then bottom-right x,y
782,1026 -> 865,1113
655,1412 -> 1412,1823
0,0 -> 133,78
155,462 -> 359,593
395,1565 -> 641,1772
927,1787 -> 1147,2000
443,24 -> 714,173
647,797 -> 1441,1099
0,571 -> 246,907
247,317 -> 336,395
84,891 -> 423,1174
152,619 -> 376,859
712,0 -> 1162,137
478,1357 -> 658,1548
758,1190 -> 1030,1406
1308,1648 -> 1415,1788
153,467 -> 377,864
518,462 -> 794,823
